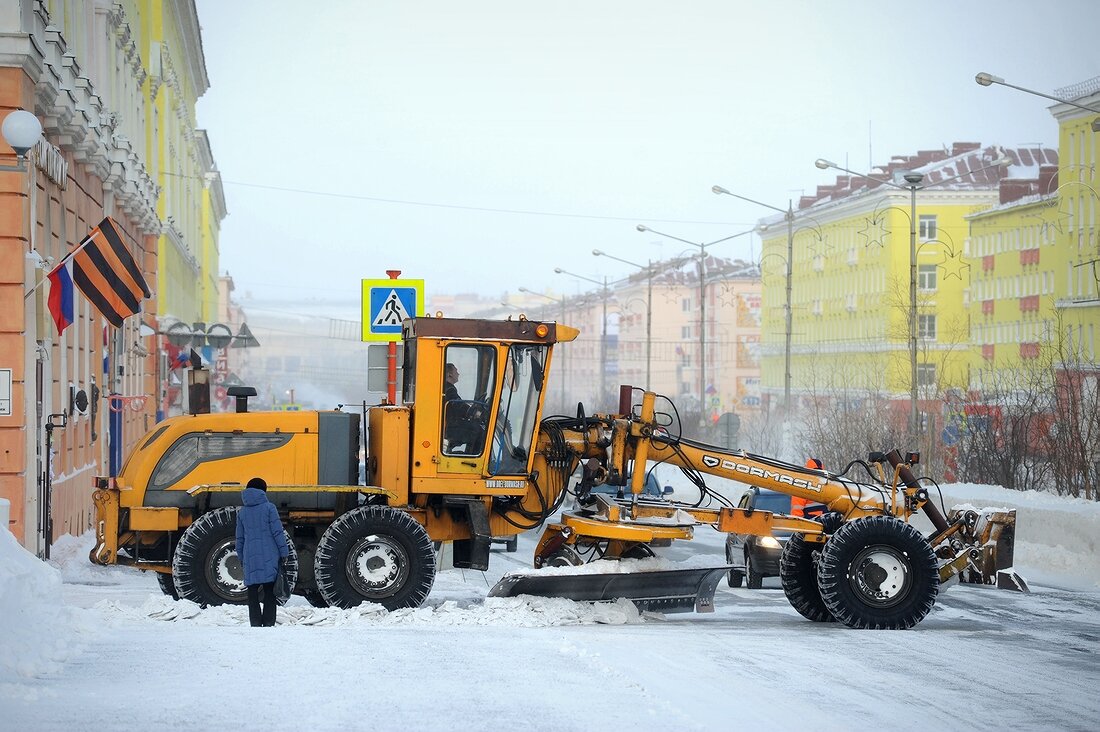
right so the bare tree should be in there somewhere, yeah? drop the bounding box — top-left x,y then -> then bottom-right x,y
1040,315 -> 1100,500
953,365 -> 1053,492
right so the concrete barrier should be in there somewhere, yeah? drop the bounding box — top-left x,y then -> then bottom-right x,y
0,497 -> 9,532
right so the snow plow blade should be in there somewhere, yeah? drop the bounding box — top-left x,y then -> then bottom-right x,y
488,566 -> 731,613
946,507 -> 1027,592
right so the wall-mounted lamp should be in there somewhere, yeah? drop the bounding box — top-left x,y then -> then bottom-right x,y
1,110 -> 43,173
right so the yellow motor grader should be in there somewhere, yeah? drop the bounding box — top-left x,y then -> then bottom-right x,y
90,316 -> 1021,628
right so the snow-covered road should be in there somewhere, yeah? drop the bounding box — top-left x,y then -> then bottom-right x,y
4,479 -> 1099,731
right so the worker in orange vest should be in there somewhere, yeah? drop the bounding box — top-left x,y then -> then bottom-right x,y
791,457 -> 826,518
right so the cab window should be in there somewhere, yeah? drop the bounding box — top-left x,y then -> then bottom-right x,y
489,344 -> 547,475
441,344 -> 497,456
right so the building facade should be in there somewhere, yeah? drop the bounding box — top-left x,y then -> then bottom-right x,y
0,0 -> 221,551
758,143 -> 1052,432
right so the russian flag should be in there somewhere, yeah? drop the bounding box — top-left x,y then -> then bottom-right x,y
47,257 -> 75,335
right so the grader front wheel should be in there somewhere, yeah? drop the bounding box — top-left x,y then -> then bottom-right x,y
172,507 -> 299,607
817,516 -> 939,630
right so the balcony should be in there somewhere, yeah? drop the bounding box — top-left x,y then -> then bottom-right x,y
1019,295 -> 1040,313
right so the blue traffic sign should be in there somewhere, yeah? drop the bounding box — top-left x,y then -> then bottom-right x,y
361,279 -> 424,342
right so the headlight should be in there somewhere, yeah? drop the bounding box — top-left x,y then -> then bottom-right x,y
759,536 -> 781,549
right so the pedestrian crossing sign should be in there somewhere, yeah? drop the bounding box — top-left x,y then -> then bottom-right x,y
361,279 -> 425,342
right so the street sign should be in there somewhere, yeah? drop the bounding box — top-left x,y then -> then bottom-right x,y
367,343 -> 404,391
361,278 -> 424,342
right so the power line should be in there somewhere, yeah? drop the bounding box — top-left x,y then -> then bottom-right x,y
162,171 -> 750,226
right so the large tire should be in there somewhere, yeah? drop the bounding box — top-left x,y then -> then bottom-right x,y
173,507 -> 299,607
746,553 -> 763,589
314,506 -> 436,610
156,571 -> 179,600
817,516 -> 939,629
621,543 -> 655,560
543,546 -> 583,567
780,513 -> 843,622
780,534 -> 834,622
725,541 -> 744,588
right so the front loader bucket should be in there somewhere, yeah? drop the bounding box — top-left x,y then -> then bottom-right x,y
946,507 -> 1028,592
488,566 -> 731,613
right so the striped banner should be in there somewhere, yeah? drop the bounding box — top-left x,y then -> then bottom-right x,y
69,217 -> 151,328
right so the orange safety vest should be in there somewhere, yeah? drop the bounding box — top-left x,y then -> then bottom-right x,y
792,458 -> 824,516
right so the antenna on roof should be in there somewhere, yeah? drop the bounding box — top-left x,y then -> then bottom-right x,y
868,120 -> 873,170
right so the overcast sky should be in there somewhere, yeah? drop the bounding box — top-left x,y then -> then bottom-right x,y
194,0 -> 1099,311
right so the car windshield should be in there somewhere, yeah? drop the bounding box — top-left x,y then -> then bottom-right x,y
591,471 -> 663,498
753,491 -> 792,513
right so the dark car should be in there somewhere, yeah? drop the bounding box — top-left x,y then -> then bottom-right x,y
589,471 -> 673,500
724,488 -> 792,589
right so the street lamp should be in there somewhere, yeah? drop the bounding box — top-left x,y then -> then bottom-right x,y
976,72 -> 1100,132
554,268 -> 612,401
1,109 -> 43,172
814,153 -> 1011,435
518,286 -> 570,409
592,248 -> 657,389
711,186 -> 797,413
635,224 -> 755,426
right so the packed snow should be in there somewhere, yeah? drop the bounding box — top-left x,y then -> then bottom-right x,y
2,480 -> 1099,731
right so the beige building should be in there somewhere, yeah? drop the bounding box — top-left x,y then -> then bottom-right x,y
507,255 -> 761,427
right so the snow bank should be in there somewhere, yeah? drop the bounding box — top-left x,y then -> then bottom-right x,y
0,528 -> 84,695
96,594 -> 643,627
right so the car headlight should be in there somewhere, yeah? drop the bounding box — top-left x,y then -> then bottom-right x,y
759,536 -> 781,549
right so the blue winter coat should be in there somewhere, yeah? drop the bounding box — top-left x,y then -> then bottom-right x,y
235,487 -> 289,586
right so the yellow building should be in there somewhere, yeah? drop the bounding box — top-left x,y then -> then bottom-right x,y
967,78 -> 1097,388
761,143 -> 1043,430
145,1 -> 224,325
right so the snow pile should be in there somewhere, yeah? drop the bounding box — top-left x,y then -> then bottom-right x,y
97,594 -> 643,627
0,528 -> 83,693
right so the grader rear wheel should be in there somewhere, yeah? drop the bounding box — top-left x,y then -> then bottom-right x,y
314,505 -> 436,610
817,516 -> 939,629
156,571 -> 179,600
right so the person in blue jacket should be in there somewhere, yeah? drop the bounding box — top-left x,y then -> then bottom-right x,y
235,477 -> 289,627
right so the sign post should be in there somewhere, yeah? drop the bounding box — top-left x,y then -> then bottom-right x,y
362,272 -> 424,405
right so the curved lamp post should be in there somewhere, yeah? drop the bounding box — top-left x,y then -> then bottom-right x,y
518,287 -> 570,408
976,72 -> 1100,132
814,153 -> 1010,435
635,224 -> 755,426
592,248 -> 657,389
711,186 -> 797,413
553,268 -> 611,400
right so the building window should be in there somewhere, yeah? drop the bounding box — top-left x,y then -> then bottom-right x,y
682,298 -> 691,311
681,326 -> 692,338
917,363 -> 936,387
919,215 -> 937,241
918,314 -> 937,340
918,264 -> 937,291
